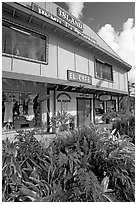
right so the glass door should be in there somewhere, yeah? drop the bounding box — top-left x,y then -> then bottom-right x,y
77,98 -> 92,128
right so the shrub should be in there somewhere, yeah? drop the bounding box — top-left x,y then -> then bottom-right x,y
118,112 -> 135,144
2,125 -> 135,202
94,130 -> 135,201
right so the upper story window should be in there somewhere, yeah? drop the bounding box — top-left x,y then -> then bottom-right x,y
2,21 -> 48,63
95,58 -> 113,82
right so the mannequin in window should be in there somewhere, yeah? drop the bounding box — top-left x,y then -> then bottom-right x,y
4,95 -> 14,129
13,44 -> 20,56
19,104 -> 24,116
25,99 -> 35,121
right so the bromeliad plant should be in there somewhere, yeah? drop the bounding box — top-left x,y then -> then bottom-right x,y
50,111 -> 75,133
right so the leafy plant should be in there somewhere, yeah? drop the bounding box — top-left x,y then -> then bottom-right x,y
118,112 -> 135,144
50,111 -> 75,133
102,111 -> 117,122
94,129 -> 135,202
2,124 -> 135,202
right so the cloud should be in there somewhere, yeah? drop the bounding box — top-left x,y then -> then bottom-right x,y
65,2 -> 84,19
98,18 -> 135,83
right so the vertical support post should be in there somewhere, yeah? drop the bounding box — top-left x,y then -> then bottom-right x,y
117,96 -> 120,112
47,86 -> 50,132
53,85 -> 58,116
93,94 -> 95,124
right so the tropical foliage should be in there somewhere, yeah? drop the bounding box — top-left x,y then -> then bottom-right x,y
50,111 -> 75,133
2,124 -> 135,202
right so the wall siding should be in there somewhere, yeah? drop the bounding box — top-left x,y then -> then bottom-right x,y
58,38 -> 75,80
2,56 -> 12,72
2,10 -> 129,94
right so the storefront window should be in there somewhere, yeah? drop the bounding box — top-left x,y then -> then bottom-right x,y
106,100 -> 116,112
2,24 -> 47,62
95,59 -> 113,81
2,92 -> 41,130
95,99 -> 105,124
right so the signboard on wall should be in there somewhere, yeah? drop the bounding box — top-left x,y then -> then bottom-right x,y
99,94 -> 111,101
67,70 -> 92,85
57,92 -> 71,102
57,92 -> 71,112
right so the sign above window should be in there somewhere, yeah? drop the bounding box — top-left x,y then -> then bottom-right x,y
67,70 -> 92,85
99,94 -> 111,101
57,92 -> 71,102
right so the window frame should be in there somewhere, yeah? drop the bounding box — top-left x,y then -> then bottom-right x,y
94,58 -> 113,82
2,18 -> 49,65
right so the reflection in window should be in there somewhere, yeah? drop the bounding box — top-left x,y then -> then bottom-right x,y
2,25 -> 46,62
95,59 -> 113,81
106,100 -> 116,112
95,100 -> 104,124
95,100 -> 105,115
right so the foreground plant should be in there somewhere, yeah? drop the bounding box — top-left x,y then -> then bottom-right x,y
2,125 -> 135,202
94,129 -> 135,201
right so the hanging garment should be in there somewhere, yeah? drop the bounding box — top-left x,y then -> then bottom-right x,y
25,102 -> 34,121
4,102 -> 14,123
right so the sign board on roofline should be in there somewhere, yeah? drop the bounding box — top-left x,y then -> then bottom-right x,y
57,7 -> 83,31
30,3 -> 97,45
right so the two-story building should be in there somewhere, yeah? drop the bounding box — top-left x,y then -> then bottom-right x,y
2,2 -> 131,132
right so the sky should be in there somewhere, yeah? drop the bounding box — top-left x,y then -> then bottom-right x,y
55,1 -> 135,83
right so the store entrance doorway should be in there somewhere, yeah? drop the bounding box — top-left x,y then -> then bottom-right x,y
77,98 -> 92,128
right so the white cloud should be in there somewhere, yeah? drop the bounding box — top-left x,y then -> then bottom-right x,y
65,2 -> 84,19
98,18 -> 135,83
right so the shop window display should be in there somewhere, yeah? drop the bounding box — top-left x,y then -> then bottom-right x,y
106,100 -> 116,112
95,99 -> 105,124
2,92 -> 41,130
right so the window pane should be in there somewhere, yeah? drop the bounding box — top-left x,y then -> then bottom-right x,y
102,65 -> 112,80
95,59 -> 113,81
96,61 -> 102,78
2,25 -> 46,62
107,100 -> 116,112
2,26 -> 12,54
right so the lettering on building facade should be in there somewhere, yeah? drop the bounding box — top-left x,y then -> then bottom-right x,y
67,70 -> 92,85
57,7 -> 83,31
31,3 -> 97,45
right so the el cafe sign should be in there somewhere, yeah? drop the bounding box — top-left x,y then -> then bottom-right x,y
67,70 -> 92,85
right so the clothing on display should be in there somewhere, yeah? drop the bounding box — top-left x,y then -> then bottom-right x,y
2,91 -> 41,129
4,101 -> 14,123
19,104 -> 24,116
25,101 -> 35,121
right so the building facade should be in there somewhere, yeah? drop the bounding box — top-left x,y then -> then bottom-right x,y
2,2 -> 131,132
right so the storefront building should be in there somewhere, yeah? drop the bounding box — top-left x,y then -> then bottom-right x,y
2,2 -> 131,132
